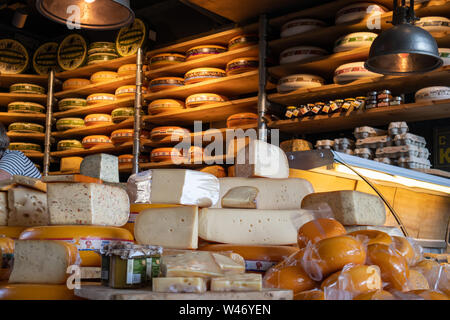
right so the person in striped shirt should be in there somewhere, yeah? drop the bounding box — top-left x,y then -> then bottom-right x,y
0,123 -> 41,180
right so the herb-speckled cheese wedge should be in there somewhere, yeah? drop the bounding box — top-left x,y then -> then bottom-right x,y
58,98 -> 87,111
86,93 -> 116,105
8,122 -> 44,133
111,107 -> 134,123
9,143 -> 41,152
116,18 -> 147,57
10,83 -> 45,94
33,42 -> 61,75
56,118 -> 85,131
8,102 -> 45,114
57,140 -> 84,151
57,34 -> 88,71
0,39 -> 29,74
87,53 -> 118,65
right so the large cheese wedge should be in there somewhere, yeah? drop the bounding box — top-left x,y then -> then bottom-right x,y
7,188 -> 48,227
80,153 -> 119,183
0,283 -> 80,300
211,273 -> 262,292
135,206 -> 198,249
235,140 -> 290,179
47,183 -> 129,226
215,177 -> 313,209
19,226 -> 134,267
198,208 -> 307,245
301,191 -> 386,226
152,277 -> 207,293
126,203 -> 178,236
8,240 -> 78,284
0,192 -> 7,226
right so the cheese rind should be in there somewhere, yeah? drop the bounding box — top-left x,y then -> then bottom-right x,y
221,186 -> 258,208
47,183 -> 129,226
134,206 -> 198,249
211,273 -> 262,292
301,191 -> 386,226
0,283 -> 80,300
80,153 -> 119,183
152,277 -> 207,293
7,188 -> 48,227
60,157 -> 83,173
0,192 -> 7,226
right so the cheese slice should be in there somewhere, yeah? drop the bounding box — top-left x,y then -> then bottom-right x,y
211,273 -> 262,292
134,206 -> 198,249
80,153 -> 119,183
152,277 -> 207,293
8,240 -> 78,284
0,192 -> 7,226
301,191 -> 386,226
216,177 -> 314,209
47,183 -> 129,226
221,186 -> 258,209
7,188 -> 48,227
199,208 -> 304,245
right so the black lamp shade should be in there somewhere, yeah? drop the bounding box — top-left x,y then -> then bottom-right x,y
36,0 -> 135,30
365,24 -> 443,75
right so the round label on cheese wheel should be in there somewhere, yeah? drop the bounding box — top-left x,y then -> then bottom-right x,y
0,39 -> 29,74
57,34 -> 88,71
33,42 -> 61,75
116,18 -> 147,57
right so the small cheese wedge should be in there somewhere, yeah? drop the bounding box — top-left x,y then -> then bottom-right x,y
0,192 -> 7,226
134,206 -> 198,249
80,153 -> 119,183
152,277 -> 207,293
212,253 -> 245,274
211,273 -> 262,292
8,240 -> 78,284
7,188 -> 48,227
221,186 -> 258,208
11,176 -> 46,193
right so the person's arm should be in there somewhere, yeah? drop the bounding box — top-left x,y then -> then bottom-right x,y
0,169 -> 12,181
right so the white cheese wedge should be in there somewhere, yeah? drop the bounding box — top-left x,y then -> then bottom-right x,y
134,206 -> 198,249
301,191 -> 386,226
152,277 -> 207,293
80,153 -> 119,183
198,208 -> 306,245
221,186 -> 258,208
344,225 -> 403,237
216,177 -> 314,209
211,273 -> 262,292
7,188 -> 48,227
47,183 -> 129,226
0,192 -> 7,226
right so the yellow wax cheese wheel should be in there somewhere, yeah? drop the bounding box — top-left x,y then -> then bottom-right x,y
227,112 -> 259,128
0,39 -> 29,74
88,42 -> 116,55
33,42 -> 61,75
115,85 -> 148,99
55,118 -> 85,131
8,122 -> 44,133
82,135 -> 113,149
151,147 -> 184,163
57,34 -> 88,71
198,165 -> 227,178
86,93 -> 116,105
0,226 -> 27,239
185,93 -> 227,108
115,18 -> 147,57
185,45 -> 227,61
90,71 -> 119,83
111,107 -> 134,123
62,78 -> 91,91
147,99 -> 185,115
9,143 -> 41,152
150,126 -> 191,141
60,157 -> 83,173
0,283 -> 82,300
111,129 -> 134,144
228,34 -> 258,50
148,52 -> 185,69
10,83 -> 45,94
149,77 -> 184,92
226,57 -> 258,75
184,67 -> 226,85
117,64 -> 138,76
19,226 -> 134,267
58,98 -> 87,111
7,102 -> 45,114
57,140 -> 84,151
84,114 -> 113,126
87,53 -> 118,65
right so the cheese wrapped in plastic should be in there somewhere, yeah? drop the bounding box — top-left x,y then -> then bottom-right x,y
127,169 -> 219,207
211,273 -> 262,292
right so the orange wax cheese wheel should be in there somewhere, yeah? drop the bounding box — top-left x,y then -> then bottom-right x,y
226,57 -> 258,76
84,114 -> 112,126
82,135 -> 113,149
320,264 -> 382,294
115,85 -> 148,99
294,289 -> 325,300
90,71 -> 118,84
198,165 -> 227,178
0,282 -> 82,300
19,226 -> 134,267
148,99 -> 185,115
62,78 -> 90,91
228,34 -> 258,51
150,147 -> 183,163
149,77 -> 184,92
263,263 -> 316,294
86,93 -> 116,105
411,259 -> 441,288
391,236 -> 417,266
111,129 -> 133,144
407,290 -> 449,300
0,237 -> 14,281
353,290 -> 395,300
185,45 -> 227,61
118,154 -> 149,164
0,226 -> 27,239
117,64 -> 137,76
348,229 -> 393,246
150,126 -> 190,141
185,93 -> 227,108
148,52 -> 185,69
297,218 -> 347,248
226,112 -> 258,128
184,67 -> 226,85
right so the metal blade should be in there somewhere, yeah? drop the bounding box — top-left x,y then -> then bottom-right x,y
285,150 -> 334,171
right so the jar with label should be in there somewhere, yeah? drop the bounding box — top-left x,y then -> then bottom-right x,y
390,96 -> 403,106
355,96 -> 366,109
329,100 -> 340,112
377,98 -> 390,107
285,106 -> 297,119
321,102 -> 331,114
377,89 -> 392,100
366,99 -> 378,109
299,104 -> 311,116
341,98 -> 354,111
311,102 -> 323,115
335,99 -> 344,111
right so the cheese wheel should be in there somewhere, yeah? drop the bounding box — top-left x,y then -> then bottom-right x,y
60,157 -> 83,173
58,98 -> 87,111
111,129 -> 134,144
226,57 -> 258,75
84,114 -> 113,127
334,32 -> 378,53
185,93 -> 227,108
188,146 -> 204,162
228,34 -> 258,50
90,71 -> 118,83
149,77 -> 184,92
334,61 -> 381,84
62,78 -> 91,91
226,112 -> 258,128
150,147 -> 184,162
184,67 -> 226,85
263,263 -> 316,294
0,39 -> 29,74
0,283 -> 81,300
8,122 -> 44,133
148,53 -> 185,69
415,86 -> 450,102
115,18 -> 147,57
7,102 -> 45,114
82,135 -> 113,149
335,3 -> 387,25
33,42 -> 61,75
88,42 -> 116,55
118,154 -> 134,164
56,118 -> 85,131
277,74 -> 324,94
415,17 -> 450,36
150,126 -> 190,141
87,53 -> 118,65
411,259 -> 441,289
406,290 -> 449,300
9,143 -> 41,153
185,45 -> 227,61
9,83 -> 45,94
353,290 -> 395,300
280,19 -> 326,38
297,218 -> 346,248
391,236 -> 418,266
294,289 -> 325,300
439,48 -> 450,66
279,46 -> 327,65
86,93 -> 116,105
19,226 -> 134,267
117,64 -> 137,76
57,140 -> 84,151
111,107 -> 134,123
148,99 -> 185,114
198,165 -> 227,178
348,230 -> 393,246
115,85 -> 148,99
57,34 -> 88,71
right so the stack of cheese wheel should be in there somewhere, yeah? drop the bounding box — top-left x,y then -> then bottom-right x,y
185,45 -> 227,61
149,77 -> 184,92
148,99 -> 185,114
416,17 -> 450,37
57,140 -> 84,151
277,74 -> 325,93
150,147 -> 184,162
87,42 -> 118,65
84,114 -> 113,127
58,98 -> 87,111
0,39 -> 30,74
90,71 -> 118,84
228,34 -> 258,50
110,129 -> 134,145
335,2 -> 387,25
334,32 -> 378,53
86,93 -> 116,105
82,135 -> 113,149
10,83 -> 45,95
226,57 -> 258,75
150,126 -> 190,141
226,113 -> 258,128
148,52 -> 185,69
57,34 -> 88,71
9,143 -> 41,153
439,48 -> 450,66
111,107 -> 134,123
55,118 -> 85,131
184,67 -> 226,85
280,18 -> 326,38
333,61 -> 381,84
279,46 -> 327,64
60,157 -> 83,172
115,85 -> 148,99
7,102 -> 45,114
8,123 -> 44,133
185,93 -> 227,108
62,78 -> 90,91
32,42 -> 61,75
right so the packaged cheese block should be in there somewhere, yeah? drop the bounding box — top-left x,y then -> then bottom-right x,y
88,41 -> 116,55
126,203 -> 179,236
82,135 -> 113,149
62,78 -> 91,91
344,225 -> 403,237
84,114 -> 113,126
0,237 -> 14,280
335,2 -> 387,25
111,129 -> 133,144
8,143 -> 41,153
57,34 -> 88,71
280,18 -> 326,38
0,192 -> 7,225
47,183 -> 129,226
55,118 -> 85,131
235,140 -> 290,179
60,157 -> 83,173
185,93 -> 227,108
148,53 -> 185,69
8,240 -> 78,284
226,112 -> 258,128
32,42 -> 61,75
0,226 -> 26,239
57,140 -> 84,151
58,98 -> 87,111
280,139 -> 313,152
20,226 -> 133,267
87,53 -> 118,65
117,63 -> 137,76
301,191 -> 386,226
90,71 -> 118,83
150,126 -> 190,141
211,273 -> 262,292
228,34 -> 258,50
148,99 -> 185,115
152,277 -> 207,293
279,46 -> 327,65
221,186 -> 258,209
198,165 -> 226,178
185,45 -> 227,61
334,61 -> 381,84
7,188 -> 48,226
8,122 -> 44,133
86,93 -> 116,105
111,107 -> 134,123
7,102 -> 45,114
415,86 -> 450,103
135,206 -> 198,249
9,83 -> 45,94
115,85 -> 148,99
151,148 -> 184,163
184,67 -> 226,85
115,18 -> 147,57
277,74 -> 324,94
334,32 -> 378,53
0,283 -> 80,300
0,39 -> 29,74
149,77 -> 184,92
226,57 -> 258,75
198,208 -> 307,245
297,218 -> 346,249
80,153 -> 119,183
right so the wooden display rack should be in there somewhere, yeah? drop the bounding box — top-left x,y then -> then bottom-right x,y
52,118 -> 134,139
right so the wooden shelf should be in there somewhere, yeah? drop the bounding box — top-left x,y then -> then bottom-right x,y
55,55 -> 137,79
50,142 -> 133,158
146,45 -> 259,78
0,112 -> 46,124
52,118 -> 134,139
53,97 -> 135,118
0,93 -> 47,105
23,152 -> 44,160
7,132 -> 45,142
269,65 -> 450,106
0,74 -> 48,88
269,99 -> 450,134
143,96 -> 257,125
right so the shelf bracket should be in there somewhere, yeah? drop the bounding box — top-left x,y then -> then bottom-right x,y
257,13 -> 269,142
43,69 -> 55,177
132,48 -> 144,175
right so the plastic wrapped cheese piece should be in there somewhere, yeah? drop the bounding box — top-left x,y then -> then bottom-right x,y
127,169 -> 219,207
211,273 -> 262,292
344,225 -> 403,237
152,277 -> 207,293
8,187 -> 48,227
